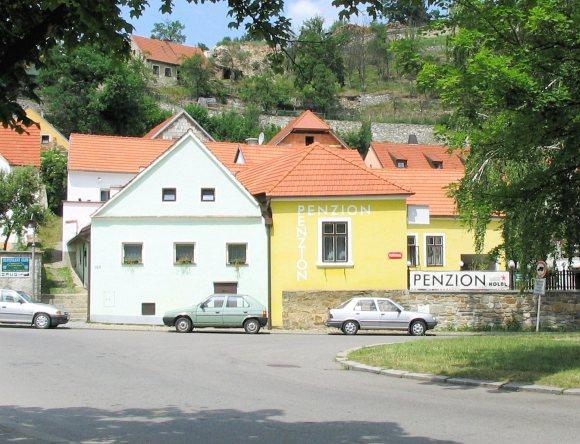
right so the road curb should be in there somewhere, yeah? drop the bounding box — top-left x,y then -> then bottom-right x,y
336,345 -> 578,396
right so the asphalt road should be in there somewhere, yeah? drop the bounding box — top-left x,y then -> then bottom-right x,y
0,327 -> 578,443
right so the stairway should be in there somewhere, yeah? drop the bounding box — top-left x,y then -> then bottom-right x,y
41,293 -> 88,322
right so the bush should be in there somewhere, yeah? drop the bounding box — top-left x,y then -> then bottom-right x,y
239,74 -> 295,112
40,146 -> 68,214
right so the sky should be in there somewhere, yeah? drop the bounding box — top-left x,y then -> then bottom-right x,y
122,0 -> 346,47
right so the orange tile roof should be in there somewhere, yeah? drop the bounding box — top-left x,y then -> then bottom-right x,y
143,115 -> 174,139
132,35 -> 203,65
206,142 -> 302,173
269,110 -> 347,147
0,124 -> 42,166
236,143 -> 411,197
69,134 -> 174,173
370,142 -> 465,170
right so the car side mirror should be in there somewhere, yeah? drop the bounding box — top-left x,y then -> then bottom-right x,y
396,307 -> 401,312
199,302 -> 206,309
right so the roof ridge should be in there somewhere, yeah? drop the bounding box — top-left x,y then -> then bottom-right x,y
264,145 -> 316,193
71,132 -> 172,141
320,145 -> 412,194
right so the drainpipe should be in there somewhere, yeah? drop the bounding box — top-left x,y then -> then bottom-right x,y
263,197 -> 272,330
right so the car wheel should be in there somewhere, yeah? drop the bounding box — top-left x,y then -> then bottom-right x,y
175,317 -> 193,333
243,318 -> 260,334
409,320 -> 426,336
34,313 -> 51,329
341,320 -> 359,335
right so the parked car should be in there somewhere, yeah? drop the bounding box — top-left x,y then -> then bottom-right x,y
325,297 -> 437,336
0,289 -> 69,329
163,294 -> 268,334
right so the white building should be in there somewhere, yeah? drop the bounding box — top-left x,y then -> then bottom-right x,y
89,131 -> 268,324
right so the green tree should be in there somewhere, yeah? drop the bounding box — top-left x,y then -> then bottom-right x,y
179,54 -> 214,99
392,38 -> 423,79
239,74 -> 295,112
38,44 -> 170,136
197,42 -> 209,51
341,121 -> 372,156
40,147 -> 68,214
417,0 -> 579,271
383,0 -> 431,26
151,20 -> 186,43
0,167 -> 47,250
368,22 -> 393,80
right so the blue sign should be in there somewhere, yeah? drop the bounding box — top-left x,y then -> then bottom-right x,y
1,257 -> 30,277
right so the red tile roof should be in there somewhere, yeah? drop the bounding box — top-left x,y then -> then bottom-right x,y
370,142 -> 465,170
269,110 -> 347,147
69,134 -> 174,173
206,142 -> 302,173
131,35 -> 203,65
236,143 -> 411,197
143,115 -> 174,139
0,124 -> 42,166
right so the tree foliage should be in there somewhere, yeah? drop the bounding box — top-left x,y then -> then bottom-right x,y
179,54 -> 215,99
0,167 -> 47,250
38,44 -> 170,137
239,74 -> 295,112
417,0 -> 580,270
392,38 -> 423,79
383,0 -> 432,25
151,20 -> 186,43
40,146 -> 68,214
341,121 -> 372,155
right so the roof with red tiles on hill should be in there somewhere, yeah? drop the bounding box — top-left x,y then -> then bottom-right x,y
236,143 -> 411,198
269,110 -> 347,148
143,110 -> 214,141
131,35 -> 203,65
206,142 -> 302,173
368,142 -> 465,170
0,124 -> 42,167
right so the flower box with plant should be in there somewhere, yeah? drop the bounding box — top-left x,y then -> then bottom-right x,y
176,257 -> 194,265
123,258 -> 141,265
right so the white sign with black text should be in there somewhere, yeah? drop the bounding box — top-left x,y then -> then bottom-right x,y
410,271 -> 511,291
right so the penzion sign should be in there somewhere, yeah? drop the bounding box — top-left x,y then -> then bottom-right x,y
410,271 -> 510,291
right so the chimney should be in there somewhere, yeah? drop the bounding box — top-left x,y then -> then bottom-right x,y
407,134 -> 418,144
245,137 -> 259,145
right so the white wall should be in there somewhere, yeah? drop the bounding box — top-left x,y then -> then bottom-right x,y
89,134 -> 268,324
62,201 -> 102,251
67,170 -> 135,202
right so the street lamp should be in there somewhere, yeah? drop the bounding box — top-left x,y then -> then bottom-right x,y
26,219 -> 37,301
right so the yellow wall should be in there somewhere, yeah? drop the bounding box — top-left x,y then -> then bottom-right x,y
25,109 -> 69,149
270,198 -> 408,326
407,217 -> 503,271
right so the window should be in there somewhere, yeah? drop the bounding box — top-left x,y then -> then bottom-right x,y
204,296 -> 225,308
100,189 -> 110,202
152,65 -> 160,76
1,289 -> 20,303
174,243 -> 195,265
123,243 -> 143,265
426,235 -> 444,266
162,188 -> 176,202
164,67 -> 172,77
41,134 -> 50,144
432,161 -> 443,169
142,303 -> 155,315
201,188 -> 215,202
396,159 -> 407,168
407,235 -> 419,266
305,136 -> 315,145
226,295 -> 250,308
378,299 -> 399,312
214,282 -> 238,294
354,299 -> 377,311
227,243 -> 247,265
322,221 -> 348,263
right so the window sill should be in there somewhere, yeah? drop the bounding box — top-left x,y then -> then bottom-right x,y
174,262 -> 196,266
122,263 -> 143,266
316,262 -> 354,269
227,263 -> 249,267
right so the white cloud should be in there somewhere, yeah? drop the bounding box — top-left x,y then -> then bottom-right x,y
286,0 -> 340,29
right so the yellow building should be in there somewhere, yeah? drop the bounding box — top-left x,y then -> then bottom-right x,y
25,108 -> 69,149
237,143 -> 412,326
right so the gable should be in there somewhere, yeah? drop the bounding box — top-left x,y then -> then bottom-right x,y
95,133 -> 261,219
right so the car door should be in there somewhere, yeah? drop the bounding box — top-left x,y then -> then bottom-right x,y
195,295 -> 225,326
222,295 -> 250,327
377,299 -> 406,329
352,299 -> 381,329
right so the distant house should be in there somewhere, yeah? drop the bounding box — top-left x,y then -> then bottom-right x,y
269,110 -> 348,148
144,110 -> 214,142
0,124 -> 43,172
130,35 -> 204,85
25,108 -> 69,150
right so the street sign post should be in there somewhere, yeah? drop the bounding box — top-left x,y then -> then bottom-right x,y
533,277 -> 546,332
536,260 -> 547,278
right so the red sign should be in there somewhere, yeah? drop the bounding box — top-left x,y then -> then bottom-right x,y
388,252 -> 403,259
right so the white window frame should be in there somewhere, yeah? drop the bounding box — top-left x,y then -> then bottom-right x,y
164,67 -> 172,77
152,65 -> 160,76
424,233 -> 445,267
41,134 -> 51,144
407,233 -> 419,266
226,243 -> 248,266
122,242 -> 143,265
174,242 -> 195,266
317,217 -> 354,268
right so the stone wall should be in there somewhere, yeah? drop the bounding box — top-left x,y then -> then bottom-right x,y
260,115 -> 436,145
0,251 -> 42,300
282,289 -> 579,331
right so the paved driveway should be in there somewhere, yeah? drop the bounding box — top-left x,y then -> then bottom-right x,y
0,327 -> 578,443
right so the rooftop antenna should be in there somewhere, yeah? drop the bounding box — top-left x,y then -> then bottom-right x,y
258,132 -> 265,145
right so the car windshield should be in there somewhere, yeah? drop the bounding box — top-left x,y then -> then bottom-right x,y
16,291 -> 32,303
336,299 -> 352,309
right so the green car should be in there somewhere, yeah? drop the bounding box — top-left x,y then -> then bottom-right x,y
163,294 -> 268,334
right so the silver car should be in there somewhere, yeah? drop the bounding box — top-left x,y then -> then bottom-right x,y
0,289 -> 69,329
325,297 -> 437,336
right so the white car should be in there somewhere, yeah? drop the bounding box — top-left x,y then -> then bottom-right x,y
325,297 -> 437,335
0,289 -> 69,329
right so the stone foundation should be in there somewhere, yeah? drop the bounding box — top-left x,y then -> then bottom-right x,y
282,290 -> 579,331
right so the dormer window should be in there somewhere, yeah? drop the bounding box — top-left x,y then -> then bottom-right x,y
234,148 -> 245,164
41,135 -> 50,144
432,161 -> 443,169
396,159 -> 407,168
305,136 -> 314,145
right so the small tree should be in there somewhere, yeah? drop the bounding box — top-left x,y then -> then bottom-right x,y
239,74 -> 294,112
40,146 -> 68,214
0,167 -> 46,250
151,20 -> 186,43
341,121 -> 372,156
179,54 -> 214,99
392,38 -> 423,80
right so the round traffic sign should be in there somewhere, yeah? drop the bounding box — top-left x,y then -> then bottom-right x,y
536,260 -> 547,278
